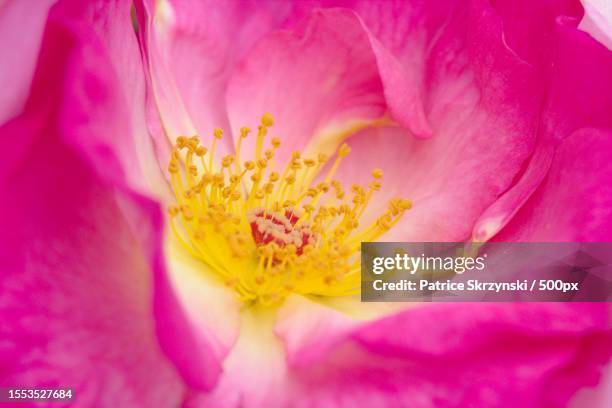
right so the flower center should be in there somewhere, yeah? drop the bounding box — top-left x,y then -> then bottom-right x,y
248,208 -> 313,256
167,114 -> 411,305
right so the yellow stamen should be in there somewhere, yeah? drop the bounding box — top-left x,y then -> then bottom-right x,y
168,114 -> 411,305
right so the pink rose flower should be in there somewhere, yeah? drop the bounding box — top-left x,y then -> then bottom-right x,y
1,0 -> 610,406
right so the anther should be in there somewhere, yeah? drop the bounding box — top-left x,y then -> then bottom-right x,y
176,136 -> 187,147
261,113 -> 274,127
338,143 -> 351,157
372,168 -> 383,179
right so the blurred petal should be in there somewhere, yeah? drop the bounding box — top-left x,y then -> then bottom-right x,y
570,365 -> 612,408
0,129 -> 184,405
0,13 -> 186,398
0,0 -> 228,393
0,0 -> 56,124
275,295 -> 410,367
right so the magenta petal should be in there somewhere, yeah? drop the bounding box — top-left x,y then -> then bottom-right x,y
1,0 -> 223,395
283,304 -> 610,407
329,0 -> 555,241
485,0 -> 583,65
225,7 -> 436,167
494,128 -> 612,241
0,126 -> 184,404
331,0 -> 582,241
475,12 -> 612,241
541,20 -> 612,139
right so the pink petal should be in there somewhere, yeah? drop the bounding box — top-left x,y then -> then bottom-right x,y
570,365 -> 612,408
0,0 -> 56,124
17,0 -> 171,197
183,303 -> 610,407
0,0 -> 225,394
0,92 -> 184,406
163,241 -> 242,365
471,137 -> 557,242
322,0 -> 576,241
541,18 -> 612,141
134,0 -> 201,148
86,0 -> 172,197
133,0 -> 310,165
331,122 -> 530,241
274,295 -> 411,368
295,304 -> 610,407
184,297 -> 402,407
481,0 -> 583,65
226,8 -> 399,167
274,295 -> 363,367
183,308 -> 290,408
474,12 -> 612,241
494,128 -> 612,241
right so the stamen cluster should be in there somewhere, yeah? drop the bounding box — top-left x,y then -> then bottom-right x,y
168,114 -> 411,304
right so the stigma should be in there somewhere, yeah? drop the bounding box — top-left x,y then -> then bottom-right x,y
167,114 -> 411,305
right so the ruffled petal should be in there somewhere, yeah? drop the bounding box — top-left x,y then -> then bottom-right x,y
0,0 -> 231,394
226,8 -> 389,167
183,308 -> 288,408
182,303 -> 610,407
0,130 -> 184,405
299,304 -> 610,408
275,295 -> 411,367
133,0 -> 311,167
0,6 -> 187,398
493,128 -> 612,241
474,10 -> 612,241
318,0 -> 574,241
